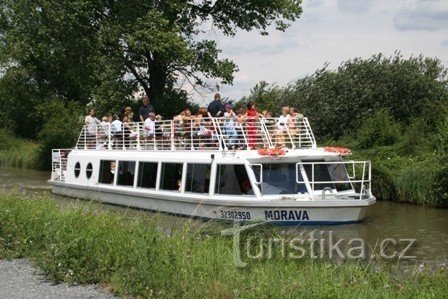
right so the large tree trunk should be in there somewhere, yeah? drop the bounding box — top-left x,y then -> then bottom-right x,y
147,53 -> 168,103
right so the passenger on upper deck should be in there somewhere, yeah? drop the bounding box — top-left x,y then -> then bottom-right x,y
125,106 -> 134,122
207,93 -> 225,117
111,115 -> 122,133
85,109 -> 100,135
99,116 -> 109,131
139,95 -> 154,122
288,107 -> 303,137
223,104 -> 238,148
274,106 -> 291,147
143,112 -> 156,137
84,109 -> 100,148
244,102 -> 262,149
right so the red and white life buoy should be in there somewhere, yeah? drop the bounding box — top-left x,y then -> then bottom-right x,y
258,148 -> 286,158
324,146 -> 351,155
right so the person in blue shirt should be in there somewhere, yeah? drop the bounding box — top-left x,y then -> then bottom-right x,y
139,95 -> 155,121
207,93 -> 225,117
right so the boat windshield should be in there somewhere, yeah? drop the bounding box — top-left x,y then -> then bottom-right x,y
252,163 -> 308,195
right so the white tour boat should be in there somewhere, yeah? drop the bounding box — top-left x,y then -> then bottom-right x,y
49,115 -> 375,226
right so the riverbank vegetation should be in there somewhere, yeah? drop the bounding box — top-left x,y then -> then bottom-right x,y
0,130 -> 38,169
1,193 -> 447,297
240,53 -> 448,208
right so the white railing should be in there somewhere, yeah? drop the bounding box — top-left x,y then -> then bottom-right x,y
296,161 -> 372,200
75,117 -> 316,151
51,149 -> 71,182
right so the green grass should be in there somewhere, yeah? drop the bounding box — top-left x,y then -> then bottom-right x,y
0,130 -> 39,169
1,192 -> 447,297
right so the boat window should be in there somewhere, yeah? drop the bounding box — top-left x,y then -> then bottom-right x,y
185,164 -> 211,193
303,161 -> 335,190
117,161 -> 136,187
215,164 -> 253,195
327,163 -> 353,191
160,163 -> 183,191
137,162 -> 158,189
74,162 -> 81,178
258,163 -> 307,195
86,163 -> 93,179
99,160 -> 116,184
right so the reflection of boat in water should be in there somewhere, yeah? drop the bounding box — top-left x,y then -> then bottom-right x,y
49,116 -> 375,225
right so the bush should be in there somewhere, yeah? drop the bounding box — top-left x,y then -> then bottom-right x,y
0,129 -> 16,150
430,114 -> 448,208
370,163 -> 398,201
356,109 -> 401,149
0,129 -> 39,168
37,100 -> 83,170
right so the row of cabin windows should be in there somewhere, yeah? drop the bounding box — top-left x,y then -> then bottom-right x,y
77,160 -> 349,195
97,160 -> 252,195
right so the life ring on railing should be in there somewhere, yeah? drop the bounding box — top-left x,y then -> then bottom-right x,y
258,148 -> 286,158
324,146 -> 351,155
257,148 -> 270,156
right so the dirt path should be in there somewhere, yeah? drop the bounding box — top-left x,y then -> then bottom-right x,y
0,259 -> 115,298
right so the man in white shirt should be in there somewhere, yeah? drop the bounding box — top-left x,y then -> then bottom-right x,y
144,112 -> 156,137
111,115 -> 123,133
84,109 -> 100,135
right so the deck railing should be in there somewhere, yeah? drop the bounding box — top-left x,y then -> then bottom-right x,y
51,149 -> 71,182
296,161 -> 372,200
75,116 -> 316,151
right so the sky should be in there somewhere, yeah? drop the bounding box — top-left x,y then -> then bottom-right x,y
192,0 -> 448,106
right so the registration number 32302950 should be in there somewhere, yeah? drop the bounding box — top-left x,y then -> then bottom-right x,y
220,210 -> 251,220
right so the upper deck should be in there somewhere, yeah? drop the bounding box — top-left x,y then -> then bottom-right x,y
76,116 -> 317,152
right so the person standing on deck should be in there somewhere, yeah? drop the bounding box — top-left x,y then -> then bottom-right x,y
207,93 -> 225,117
244,102 -> 261,149
85,109 -> 100,134
139,95 -> 154,122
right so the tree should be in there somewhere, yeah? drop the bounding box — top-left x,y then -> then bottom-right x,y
0,0 -> 303,107
246,53 -> 448,140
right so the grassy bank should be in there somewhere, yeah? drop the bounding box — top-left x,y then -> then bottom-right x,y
0,130 -> 39,169
0,193 -> 446,297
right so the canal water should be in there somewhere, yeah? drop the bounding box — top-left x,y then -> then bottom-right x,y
1,166 -> 447,263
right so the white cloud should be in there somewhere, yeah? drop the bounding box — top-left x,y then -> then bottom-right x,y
394,0 -> 448,31
191,0 -> 448,101
337,0 -> 375,13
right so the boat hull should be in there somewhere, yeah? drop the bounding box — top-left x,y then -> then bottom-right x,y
50,181 -> 375,226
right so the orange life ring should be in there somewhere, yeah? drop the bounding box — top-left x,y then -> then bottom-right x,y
258,148 -> 286,157
324,146 -> 351,155
257,148 -> 270,156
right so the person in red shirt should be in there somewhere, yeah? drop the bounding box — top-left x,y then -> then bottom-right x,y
244,101 -> 261,149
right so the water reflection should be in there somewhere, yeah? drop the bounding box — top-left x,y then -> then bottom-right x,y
1,166 -> 447,262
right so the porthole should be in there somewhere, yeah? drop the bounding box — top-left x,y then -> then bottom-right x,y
74,162 -> 81,178
86,163 -> 93,179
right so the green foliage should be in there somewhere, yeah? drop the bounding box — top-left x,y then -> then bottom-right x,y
0,68 -> 44,138
0,0 -> 303,108
0,129 -> 16,150
1,193 -> 448,297
394,165 -> 437,206
247,53 -> 448,140
430,114 -> 448,208
240,81 -> 300,115
0,130 -> 39,168
356,109 -> 401,149
36,99 -> 83,170
245,53 -> 448,207
370,162 -> 398,201
432,164 -> 448,208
